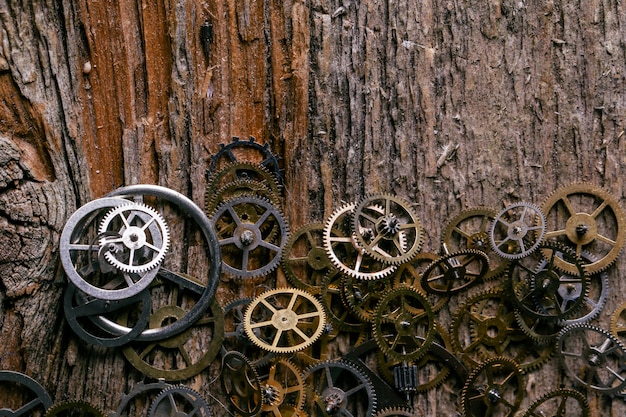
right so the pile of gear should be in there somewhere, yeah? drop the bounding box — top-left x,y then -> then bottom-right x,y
4,136 -> 626,417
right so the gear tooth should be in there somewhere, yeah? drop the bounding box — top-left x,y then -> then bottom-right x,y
523,388 -> 590,417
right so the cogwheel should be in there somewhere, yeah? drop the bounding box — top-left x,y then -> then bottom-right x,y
514,308 -> 562,346
419,249 -> 489,296
461,356 -> 524,417
352,194 -> 424,265
45,400 -> 105,417
560,251 -> 608,326
205,178 -> 282,215
610,300 -> 626,345
489,202 -> 546,260
147,385 -> 211,417
391,253 -> 449,313
243,287 -> 326,354
343,274 -> 394,323
323,203 -> 397,280
373,406 -> 419,417
319,269 -> 370,334
556,323 -> 626,394
220,351 -> 262,417
258,358 -> 306,416
520,388 -> 590,417
540,182 -> 626,274
0,370 -> 53,415
99,202 -> 170,275
442,207 -> 509,280
111,380 -> 172,417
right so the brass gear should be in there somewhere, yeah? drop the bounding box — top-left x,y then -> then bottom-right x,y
206,178 -> 282,215
243,288 -> 326,354
540,182 -> 626,274
220,351 -> 262,417
343,274 -> 394,323
610,300 -> 626,345
258,359 -> 305,416
520,388 -> 590,417
319,269 -> 370,334
44,400 -> 105,417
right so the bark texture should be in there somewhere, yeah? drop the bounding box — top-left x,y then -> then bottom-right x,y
1,0 -> 626,415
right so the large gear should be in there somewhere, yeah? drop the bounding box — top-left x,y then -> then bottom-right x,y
303,360 -> 377,417
220,351 -> 262,417
489,202 -> 546,259
419,248 -> 489,295
460,356 -> 524,417
44,400 -> 105,417
556,323 -> 626,394
258,359 -> 306,416
147,385 -> 211,417
520,388 -> 590,417
110,380 -> 172,417
0,370 -> 53,416
540,182 -> 626,274
352,194 -> 424,265
243,288 -> 326,354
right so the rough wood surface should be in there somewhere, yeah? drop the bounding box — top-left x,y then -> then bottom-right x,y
1,0 -> 626,415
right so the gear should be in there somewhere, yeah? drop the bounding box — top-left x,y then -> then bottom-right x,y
489,202 -> 546,259
372,286 -> 436,362
212,195 -> 289,279
319,269 -> 370,335
460,356 -> 524,417
0,370 -> 53,415
303,360 -> 377,417
323,203 -> 397,280
258,359 -> 305,416
391,253 -> 449,312
373,406 -> 418,417
243,288 -> 326,354
343,274 -> 393,323
540,182 -> 626,274
44,400 -> 105,417
206,178 -> 282,215
147,385 -> 211,417
520,388 -> 590,417
352,194 -> 424,265
419,248 -> 489,295
442,207 -> 508,280
514,309 -> 562,346
610,300 -> 626,345
556,323 -> 626,394
220,351 -> 262,417
560,251 -> 608,326
282,223 -> 336,295
110,380 -> 172,417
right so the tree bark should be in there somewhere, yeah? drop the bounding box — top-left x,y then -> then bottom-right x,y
1,0 -> 625,415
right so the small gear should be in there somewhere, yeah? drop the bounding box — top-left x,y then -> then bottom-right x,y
373,406 -> 418,417
391,253 -> 449,313
220,351 -> 262,417
319,269 -> 370,335
560,251 -> 608,326
610,300 -> 626,345
243,288 -> 326,354
520,388 -> 590,417
258,359 -> 306,416
489,202 -> 546,259
44,400 -> 105,417
343,274 -> 393,322
205,178 -> 282,215
419,248 -> 489,295
147,385 -> 211,417
205,161 -> 281,208
514,309 -> 562,346
110,380 -> 172,417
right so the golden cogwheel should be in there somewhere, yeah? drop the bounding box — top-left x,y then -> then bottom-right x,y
540,182 -> 626,274
520,388 -> 590,417
258,359 -> 305,416
244,288 -> 326,354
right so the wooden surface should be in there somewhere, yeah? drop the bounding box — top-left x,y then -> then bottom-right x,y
1,0 -> 626,415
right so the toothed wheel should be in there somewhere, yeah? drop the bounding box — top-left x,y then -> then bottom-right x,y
520,388 -> 590,417
373,406 -> 417,417
243,288 -> 326,354
147,385 -> 211,417
610,300 -> 626,345
0,370 -> 53,416
205,178 -> 282,215
540,182 -> 626,274
461,356 -> 524,417
556,324 -> 626,394
303,360 -> 377,417
489,202 -> 546,259
391,253 -> 449,313
343,274 -> 393,323
352,194 -> 423,265
44,400 -> 105,417
258,359 -> 306,416
419,249 -> 489,295
220,351 -> 262,417
110,380 -> 172,417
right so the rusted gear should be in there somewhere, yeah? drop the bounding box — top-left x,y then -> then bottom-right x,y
540,183 -> 626,274
206,178 -> 282,215
44,400 -> 105,417
450,287 -> 553,373
391,253 -> 449,313
460,356 -> 524,417
323,203 -> 397,280
520,388 -> 590,417
343,274 -> 393,323
147,385 -> 211,417
489,202 -> 546,259
212,195 -> 289,279
556,324 -> 626,394
282,223 -> 336,295
303,360 -> 377,417
220,351 -> 263,417
610,300 -> 626,345
352,194 -> 424,265
372,286 -> 436,362
507,242 -> 588,321
258,359 -> 306,417
243,288 -> 326,354
442,207 -> 508,280
419,249 -> 489,296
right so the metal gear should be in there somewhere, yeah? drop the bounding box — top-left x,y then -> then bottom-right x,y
147,385 -> 211,417
319,269 -> 370,335
372,286 -> 436,362
352,194 -> 424,265
0,370 -> 53,416
441,207 -> 508,280
520,388 -> 590,417
110,380 -> 172,417
243,288 -> 326,354
303,360 -> 377,417
391,253 -> 449,313
556,323 -> 626,394
373,407 -> 419,417
323,203 -> 397,280
343,274 -> 393,323
460,356 -> 524,417
44,400 -> 105,417
220,351 -> 262,417
258,359 -> 306,417
540,182 -> 626,274
212,195 -> 289,279
419,248 -> 489,295
610,300 -> 626,345
489,202 -> 546,259
206,178 -> 282,216
514,309 -> 562,346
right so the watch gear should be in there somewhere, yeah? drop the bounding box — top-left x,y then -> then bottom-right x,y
110,380 -> 172,417
419,248 -> 489,295
520,388 -> 590,417
540,182 -> 626,274
0,370 -> 53,415
373,406 -> 418,417
44,400 -> 105,417
391,253 -> 449,313
258,359 -> 305,416
319,269 -> 370,334
243,288 -> 326,354
220,351 -> 262,417
343,274 -> 393,323
610,300 -> 626,345
489,202 -> 546,259
147,385 -> 211,417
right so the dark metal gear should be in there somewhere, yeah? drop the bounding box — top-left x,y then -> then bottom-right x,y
556,324 -> 626,394
352,194 -> 424,265
520,388 -> 590,417
303,360 -> 377,417
319,269 -> 370,335
147,385 -> 211,417
220,351 -> 262,417
110,380 -> 172,417
391,253 -> 449,313
514,309 -> 562,347
460,356 -> 524,417
441,207 -> 508,280
560,252 -> 608,326
419,249 -> 489,296
44,400 -> 105,417
0,370 -> 53,416
212,195 -> 289,279
373,407 -> 418,417
489,202 -> 546,259
540,182 -> 626,274
205,178 -> 282,218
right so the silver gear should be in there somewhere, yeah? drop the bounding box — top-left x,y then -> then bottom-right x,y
489,202 -> 546,259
